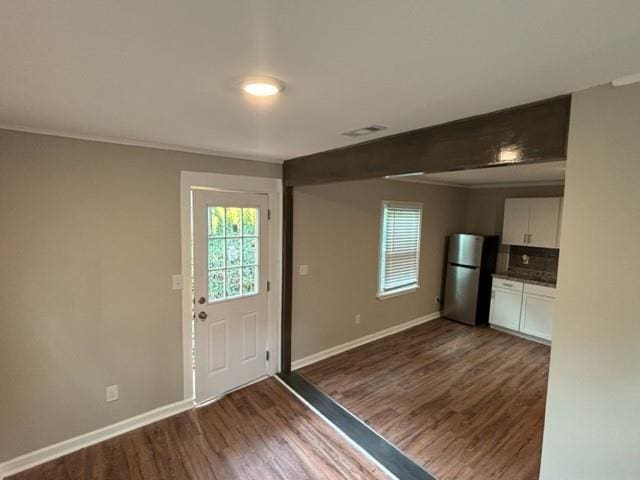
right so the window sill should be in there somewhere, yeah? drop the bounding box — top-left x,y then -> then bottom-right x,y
376,285 -> 420,300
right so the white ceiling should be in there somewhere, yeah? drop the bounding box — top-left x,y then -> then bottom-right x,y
391,161 -> 566,188
1,1 -> 640,162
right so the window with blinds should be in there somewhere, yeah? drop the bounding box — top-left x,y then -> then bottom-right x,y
378,201 -> 423,297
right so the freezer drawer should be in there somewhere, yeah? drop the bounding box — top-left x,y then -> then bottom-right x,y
443,264 -> 481,325
447,234 -> 484,267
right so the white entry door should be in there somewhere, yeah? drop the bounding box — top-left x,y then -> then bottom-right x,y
193,189 -> 269,403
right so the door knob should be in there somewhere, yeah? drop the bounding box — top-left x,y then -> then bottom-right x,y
198,296 -> 206,304
198,311 -> 207,320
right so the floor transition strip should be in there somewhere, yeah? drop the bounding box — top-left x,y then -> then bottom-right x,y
277,372 -> 436,480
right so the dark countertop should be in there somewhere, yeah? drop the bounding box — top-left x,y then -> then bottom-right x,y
492,272 -> 557,288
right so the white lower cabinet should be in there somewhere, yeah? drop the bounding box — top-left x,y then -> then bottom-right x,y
520,293 -> 554,340
490,287 -> 523,331
489,277 -> 555,342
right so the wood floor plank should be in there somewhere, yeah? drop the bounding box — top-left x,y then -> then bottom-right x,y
300,318 -> 550,480
8,379 -> 387,480
278,372 -> 433,479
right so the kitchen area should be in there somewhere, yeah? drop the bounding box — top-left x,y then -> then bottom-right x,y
489,196 -> 561,344
409,161 -> 565,345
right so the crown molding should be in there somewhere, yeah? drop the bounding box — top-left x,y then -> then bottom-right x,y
468,180 -> 565,189
0,124 -> 284,164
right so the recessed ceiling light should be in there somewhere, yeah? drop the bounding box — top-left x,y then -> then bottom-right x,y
241,76 -> 285,97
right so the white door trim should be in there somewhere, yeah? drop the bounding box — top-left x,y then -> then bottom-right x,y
180,171 -> 282,401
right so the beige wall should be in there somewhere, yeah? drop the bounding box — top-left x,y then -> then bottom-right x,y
0,129 -> 280,462
540,84 -> 640,479
291,179 -> 467,361
291,179 -> 567,361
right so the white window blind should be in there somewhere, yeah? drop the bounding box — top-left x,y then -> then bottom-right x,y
378,201 -> 422,296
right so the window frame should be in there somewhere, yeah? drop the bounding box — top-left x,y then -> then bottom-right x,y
377,200 -> 423,300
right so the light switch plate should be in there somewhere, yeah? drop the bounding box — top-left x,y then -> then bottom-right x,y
172,274 -> 183,290
299,265 -> 309,276
106,385 -> 119,403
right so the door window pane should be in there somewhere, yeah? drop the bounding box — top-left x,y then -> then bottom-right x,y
209,207 -> 225,237
208,270 -> 225,301
242,237 -> 257,265
226,268 -> 241,298
208,239 -> 225,269
242,266 -> 258,295
242,208 -> 257,235
226,207 -> 242,237
207,206 -> 260,302
226,238 -> 242,267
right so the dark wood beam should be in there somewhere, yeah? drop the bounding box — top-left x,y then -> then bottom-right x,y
283,95 -> 571,186
280,186 -> 294,373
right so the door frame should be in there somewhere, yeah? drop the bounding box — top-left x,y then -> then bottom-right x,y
180,171 -> 283,401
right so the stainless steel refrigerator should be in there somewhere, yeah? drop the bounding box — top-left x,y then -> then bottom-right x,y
443,234 -> 498,326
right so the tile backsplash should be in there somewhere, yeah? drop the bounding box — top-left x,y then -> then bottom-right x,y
508,245 -> 559,283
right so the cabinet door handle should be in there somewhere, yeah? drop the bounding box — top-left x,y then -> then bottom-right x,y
523,232 -> 527,243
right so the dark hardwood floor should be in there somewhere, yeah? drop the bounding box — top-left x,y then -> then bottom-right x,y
300,318 -> 551,480
9,378 -> 387,480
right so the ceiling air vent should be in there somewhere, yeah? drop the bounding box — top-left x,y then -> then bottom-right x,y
342,124 -> 387,137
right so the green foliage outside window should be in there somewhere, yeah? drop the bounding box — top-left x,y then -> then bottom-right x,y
207,206 -> 259,302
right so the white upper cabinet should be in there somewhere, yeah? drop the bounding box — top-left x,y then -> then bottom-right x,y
502,197 -> 562,248
502,198 -> 531,246
528,198 -> 562,248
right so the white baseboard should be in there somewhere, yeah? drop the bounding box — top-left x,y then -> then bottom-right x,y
292,311 -> 441,371
0,398 -> 194,479
0,312 -> 441,478
490,325 -> 551,346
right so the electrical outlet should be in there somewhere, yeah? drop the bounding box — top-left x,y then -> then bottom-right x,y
299,264 -> 309,276
355,314 -> 361,325
172,274 -> 183,290
106,385 -> 119,403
